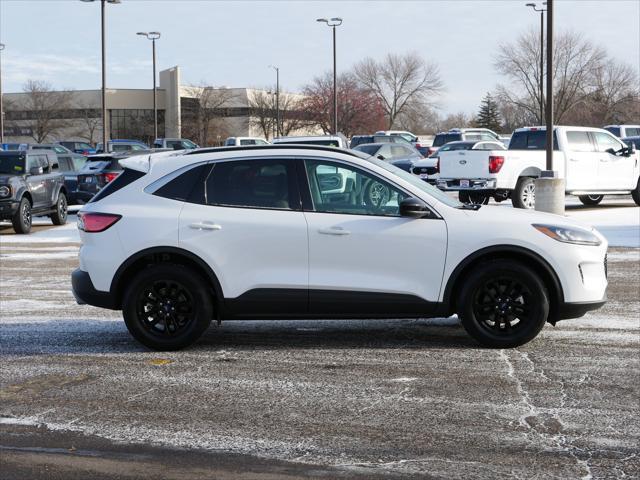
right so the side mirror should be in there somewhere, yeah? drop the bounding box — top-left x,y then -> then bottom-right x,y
29,166 -> 44,176
377,154 -> 385,160
606,147 -> 617,155
400,197 -> 431,218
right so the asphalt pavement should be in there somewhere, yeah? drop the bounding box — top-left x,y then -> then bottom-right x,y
0,230 -> 639,478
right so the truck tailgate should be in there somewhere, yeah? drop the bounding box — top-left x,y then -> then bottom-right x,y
439,150 -> 494,179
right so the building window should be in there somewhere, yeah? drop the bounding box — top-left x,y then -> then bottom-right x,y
109,109 -> 165,144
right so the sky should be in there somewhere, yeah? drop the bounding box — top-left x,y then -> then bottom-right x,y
0,0 -> 638,116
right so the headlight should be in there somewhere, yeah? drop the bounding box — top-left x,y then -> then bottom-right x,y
0,186 -> 11,198
533,224 -> 601,246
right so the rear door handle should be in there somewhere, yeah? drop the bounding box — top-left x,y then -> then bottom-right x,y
599,158 -> 609,162
189,222 -> 222,231
318,227 -> 350,236
569,158 -> 579,162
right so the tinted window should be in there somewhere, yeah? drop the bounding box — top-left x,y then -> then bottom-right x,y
206,160 -> 296,210
508,131 -> 559,150
90,169 -> 146,203
0,155 -> 26,174
354,144 -> 381,156
224,138 -> 236,146
625,128 -> 640,137
442,142 -> 475,151
154,164 -> 211,202
433,134 -> 462,146
305,160 -> 408,217
71,155 -> 87,170
566,131 -> 594,152
593,132 -> 624,153
605,127 -> 621,137
240,139 -> 257,145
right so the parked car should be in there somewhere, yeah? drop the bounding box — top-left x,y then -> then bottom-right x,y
0,150 -> 68,233
53,153 -> 89,204
427,128 -> 502,156
29,143 -> 73,155
154,138 -> 199,150
1,143 -> 28,151
72,144 -> 608,351
272,135 -> 348,148
224,137 -> 269,146
436,126 -> 640,208
411,141 -> 507,186
349,134 -> 411,149
96,139 -> 150,153
374,130 -> 431,157
354,143 -> 422,171
604,125 -> 640,139
58,141 -> 97,156
622,136 -> 640,150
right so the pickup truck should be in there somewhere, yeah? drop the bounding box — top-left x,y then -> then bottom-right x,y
436,126 -> 640,208
0,150 -> 68,233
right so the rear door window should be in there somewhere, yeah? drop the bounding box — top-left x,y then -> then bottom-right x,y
566,131 -> 595,152
509,131 -> 559,150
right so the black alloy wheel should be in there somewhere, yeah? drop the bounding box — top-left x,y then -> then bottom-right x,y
12,197 -> 32,234
51,193 -> 68,225
458,260 -> 549,348
137,279 -> 195,337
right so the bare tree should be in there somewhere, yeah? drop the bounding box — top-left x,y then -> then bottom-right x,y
353,52 -> 443,129
301,71 -> 385,137
277,93 -> 307,136
72,101 -> 102,145
20,80 -> 73,143
248,89 -> 277,139
495,30 -> 607,124
181,84 -> 238,146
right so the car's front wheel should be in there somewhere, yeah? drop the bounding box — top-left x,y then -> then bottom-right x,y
457,260 -> 549,348
12,197 -> 32,234
51,192 -> 68,225
512,177 -> 536,209
123,264 -> 213,350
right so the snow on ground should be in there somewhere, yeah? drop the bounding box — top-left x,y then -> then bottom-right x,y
0,215 -> 80,244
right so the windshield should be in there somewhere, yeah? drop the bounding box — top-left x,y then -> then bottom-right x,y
440,142 -> 475,152
0,155 -> 27,174
433,133 -> 462,147
367,155 -> 462,208
354,144 -> 381,155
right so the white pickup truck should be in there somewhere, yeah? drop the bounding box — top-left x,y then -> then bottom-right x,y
436,126 -> 640,208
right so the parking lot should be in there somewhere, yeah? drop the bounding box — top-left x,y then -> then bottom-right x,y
0,198 -> 638,479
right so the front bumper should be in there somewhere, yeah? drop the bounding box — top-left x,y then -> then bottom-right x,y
0,200 -> 20,219
437,178 -> 497,191
71,268 -> 119,310
556,298 -> 607,321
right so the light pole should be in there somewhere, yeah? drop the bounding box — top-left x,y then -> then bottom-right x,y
80,0 -> 121,151
0,43 -> 5,144
268,65 -> 280,138
138,31 -> 161,142
316,17 -> 342,135
526,2 -> 547,125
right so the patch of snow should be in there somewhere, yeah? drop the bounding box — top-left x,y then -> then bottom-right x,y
0,299 -> 70,311
0,215 -> 80,244
0,251 -> 78,260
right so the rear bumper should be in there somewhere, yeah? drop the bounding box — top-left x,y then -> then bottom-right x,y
0,200 -> 20,219
437,178 -> 497,191
556,298 -> 607,321
71,268 -> 119,310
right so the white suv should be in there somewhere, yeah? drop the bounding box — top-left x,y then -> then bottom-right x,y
72,145 -> 608,350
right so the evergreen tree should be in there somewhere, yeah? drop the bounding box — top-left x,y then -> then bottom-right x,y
475,93 -> 502,132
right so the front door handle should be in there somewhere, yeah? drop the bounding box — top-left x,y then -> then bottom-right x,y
599,158 -> 609,162
318,227 -> 350,236
569,158 -> 579,162
189,222 -> 222,231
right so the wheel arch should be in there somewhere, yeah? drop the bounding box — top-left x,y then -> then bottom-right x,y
110,247 -> 224,311
518,167 -> 541,178
442,245 -> 564,324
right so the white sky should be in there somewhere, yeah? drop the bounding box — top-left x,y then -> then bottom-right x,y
1,0 -> 639,116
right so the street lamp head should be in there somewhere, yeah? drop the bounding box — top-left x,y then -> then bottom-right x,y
525,3 -> 536,6
316,18 -> 328,23
137,31 -> 148,36
148,31 -> 161,39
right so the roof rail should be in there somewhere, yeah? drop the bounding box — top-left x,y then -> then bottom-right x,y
184,144 -> 362,158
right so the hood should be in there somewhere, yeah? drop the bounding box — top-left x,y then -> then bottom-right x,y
0,174 -> 19,184
466,204 -> 598,230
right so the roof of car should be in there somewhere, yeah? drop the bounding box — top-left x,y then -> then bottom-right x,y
273,135 -> 343,142
185,144 -> 362,157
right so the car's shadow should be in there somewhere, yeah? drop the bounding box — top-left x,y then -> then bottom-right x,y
0,317 -> 477,356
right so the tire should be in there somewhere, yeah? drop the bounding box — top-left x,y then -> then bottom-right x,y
631,178 -> 640,206
512,177 -> 536,209
578,194 -> 604,206
459,191 -> 489,205
457,260 -> 549,348
364,180 -> 390,208
11,197 -> 32,234
51,192 -> 68,225
122,264 -> 214,351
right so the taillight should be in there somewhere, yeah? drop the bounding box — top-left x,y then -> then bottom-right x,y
103,172 -> 120,183
436,157 -> 440,173
77,212 -> 122,233
489,156 -> 505,173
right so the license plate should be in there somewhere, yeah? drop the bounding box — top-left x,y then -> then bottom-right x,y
460,179 -> 470,187
420,173 -> 429,179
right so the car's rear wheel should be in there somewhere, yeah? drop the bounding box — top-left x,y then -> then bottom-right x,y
631,178 -> 640,206
578,194 -> 604,206
459,191 -> 490,205
457,260 -> 549,348
123,264 -> 213,350
12,197 -> 32,234
512,177 -> 536,209
51,192 -> 68,225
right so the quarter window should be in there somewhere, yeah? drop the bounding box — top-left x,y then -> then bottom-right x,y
205,159 -> 297,210
304,160 -> 408,217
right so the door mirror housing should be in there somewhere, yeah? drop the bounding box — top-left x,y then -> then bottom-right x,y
29,166 -> 44,176
377,154 -> 385,160
399,197 -> 431,218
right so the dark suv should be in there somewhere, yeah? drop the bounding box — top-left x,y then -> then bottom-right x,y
0,150 -> 68,233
